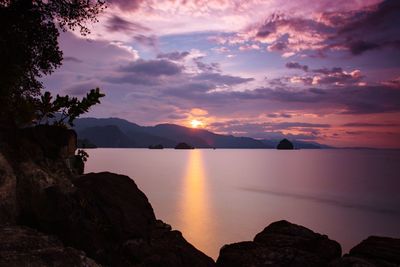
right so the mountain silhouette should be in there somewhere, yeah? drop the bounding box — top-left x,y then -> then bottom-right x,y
74,117 -> 330,149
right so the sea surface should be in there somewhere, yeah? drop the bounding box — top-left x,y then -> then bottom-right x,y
85,149 -> 400,259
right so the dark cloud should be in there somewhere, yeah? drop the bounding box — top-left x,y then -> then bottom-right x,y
106,15 -> 149,33
194,58 -> 221,73
348,40 -> 381,55
267,113 -> 292,118
157,51 -> 190,61
63,56 -> 83,63
107,0 -> 143,11
336,0 -> 400,55
286,66 -> 363,86
193,73 -> 254,85
119,59 -> 182,76
133,34 -> 157,47
267,41 -> 288,52
285,62 -> 308,72
247,0 -> 400,56
313,67 -> 343,75
209,120 -> 324,140
103,75 -> 160,86
272,122 -> 330,129
226,85 -> 400,114
64,81 -> 101,96
342,122 -> 400,127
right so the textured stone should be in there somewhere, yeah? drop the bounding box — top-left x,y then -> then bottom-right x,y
0,225 -> 100,267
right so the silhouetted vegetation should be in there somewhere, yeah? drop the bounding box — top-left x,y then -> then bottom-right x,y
0,0 -> 105,127
36,89 -> 105,127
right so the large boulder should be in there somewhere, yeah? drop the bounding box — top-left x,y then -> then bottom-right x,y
0,225 -> 100,267
330,236 -> 400,267
23,172 -> 215,266
217,220 -> 341,267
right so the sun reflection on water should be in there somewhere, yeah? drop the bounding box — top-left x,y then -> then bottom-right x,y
179,149 -> 214,256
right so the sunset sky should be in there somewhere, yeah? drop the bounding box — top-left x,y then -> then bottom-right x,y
43,0 -> 400,148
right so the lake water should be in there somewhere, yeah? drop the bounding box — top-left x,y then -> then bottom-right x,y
85,149 -> 400,259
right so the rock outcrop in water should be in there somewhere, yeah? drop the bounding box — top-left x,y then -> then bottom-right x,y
1,125 -> 399,266
276,138 -> 294,150
174,142 -> 194,149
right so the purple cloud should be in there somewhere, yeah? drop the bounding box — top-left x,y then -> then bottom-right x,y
119,59 -> 183,76
286,62 -> 309,72
106,15 -> 149,33
63,56 -> 83,63
157,51 -> 190,61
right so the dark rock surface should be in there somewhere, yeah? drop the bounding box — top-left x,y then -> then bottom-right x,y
175,142 -> 194,149
0,126 -> 80,224
217,220 -> 342,267
0,225 -> 99,267
330,236 -> 400,267
17,171 -> 215,266
0,126 -> 214,266
276,138 -> 294,150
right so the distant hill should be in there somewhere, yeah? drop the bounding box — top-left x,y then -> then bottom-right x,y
74,117 -> 330,149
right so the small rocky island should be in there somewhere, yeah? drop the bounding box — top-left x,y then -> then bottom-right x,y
174,142 -> 195,149
0,126 -> 399,266
148,144 -> 164,149
277,138 -> 295,150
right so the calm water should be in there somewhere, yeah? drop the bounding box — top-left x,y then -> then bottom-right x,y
85,149 -> 400,259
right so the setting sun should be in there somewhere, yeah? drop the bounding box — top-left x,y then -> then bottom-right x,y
190,119 -> 203,128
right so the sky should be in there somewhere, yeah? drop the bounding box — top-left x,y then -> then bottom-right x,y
43,0 -> 400,148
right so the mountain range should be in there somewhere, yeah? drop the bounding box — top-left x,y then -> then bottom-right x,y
73,117 -> 330,149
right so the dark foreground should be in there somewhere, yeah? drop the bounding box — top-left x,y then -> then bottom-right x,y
0,126 -> 399,266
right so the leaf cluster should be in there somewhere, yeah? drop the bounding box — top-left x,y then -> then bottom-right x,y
36,88 -> 105,127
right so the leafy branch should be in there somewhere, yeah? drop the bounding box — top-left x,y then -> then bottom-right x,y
35,88 -> 105,127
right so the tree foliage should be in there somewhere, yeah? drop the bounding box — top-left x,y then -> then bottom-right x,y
36,88 -> 105,127
0,0 -> 105,127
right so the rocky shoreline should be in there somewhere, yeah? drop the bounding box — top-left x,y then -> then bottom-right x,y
0,126 -> 399,266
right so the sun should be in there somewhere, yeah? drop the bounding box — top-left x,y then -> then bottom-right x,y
190,119 -> 203,128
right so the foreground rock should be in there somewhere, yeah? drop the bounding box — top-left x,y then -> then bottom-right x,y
330,236 -> 400,267
217,220 -> 341,267
0,225 -> 99,267
0,125 -> 80,225
19,172 -> 215,267
0,126 -> 215,267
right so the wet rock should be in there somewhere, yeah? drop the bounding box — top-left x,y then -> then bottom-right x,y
217,220 -> 341,267
0,225 -> 100,267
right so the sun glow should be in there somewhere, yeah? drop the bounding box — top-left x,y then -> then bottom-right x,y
190,119 -> 203,128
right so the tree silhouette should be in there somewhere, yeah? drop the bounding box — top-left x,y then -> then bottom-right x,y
0,0 -> 105,127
